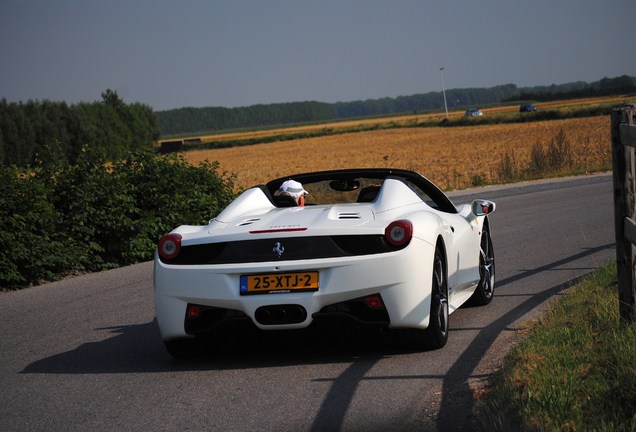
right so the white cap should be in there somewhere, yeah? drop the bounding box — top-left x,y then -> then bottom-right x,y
279,180 -> 308,199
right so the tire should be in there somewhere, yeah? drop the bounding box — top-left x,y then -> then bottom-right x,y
468,225 -> 495,306
401,246 -> 449,350
423,247 -> 450,348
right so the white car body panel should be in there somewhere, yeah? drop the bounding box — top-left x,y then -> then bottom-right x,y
153,169 -> 494,348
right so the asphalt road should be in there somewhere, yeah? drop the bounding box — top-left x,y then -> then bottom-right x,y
0,173 -> 616,432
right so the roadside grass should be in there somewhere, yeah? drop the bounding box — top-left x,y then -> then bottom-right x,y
495,126 -> 611,183
476,262 -> 636,431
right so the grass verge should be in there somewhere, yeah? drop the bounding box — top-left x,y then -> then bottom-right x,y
476,261 -> 636,431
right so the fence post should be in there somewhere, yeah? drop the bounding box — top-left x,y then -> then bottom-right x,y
611,105 -> 636,323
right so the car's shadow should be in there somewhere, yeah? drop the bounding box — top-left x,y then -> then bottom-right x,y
21,319 -> 406,375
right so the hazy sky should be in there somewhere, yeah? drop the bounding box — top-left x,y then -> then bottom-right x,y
2,0 -> 635,111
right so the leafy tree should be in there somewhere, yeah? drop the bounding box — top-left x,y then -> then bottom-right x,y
0,92 -> 159,167
101,88 -> 126,112
0,126 -> 4,164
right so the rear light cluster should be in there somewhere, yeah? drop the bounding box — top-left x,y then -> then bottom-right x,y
158,233 -> 182,260
384,220 -> 413,247
363,294 -> 384,310
157,219 -> 413,264
186,304 -> 202,318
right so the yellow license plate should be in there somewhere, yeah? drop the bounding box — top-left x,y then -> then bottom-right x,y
239,272 -> 319,295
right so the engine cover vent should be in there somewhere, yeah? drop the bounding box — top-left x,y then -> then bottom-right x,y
237,218 -> 261,226
338,212 -> 361,220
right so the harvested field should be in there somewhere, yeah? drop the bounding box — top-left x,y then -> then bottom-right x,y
184,115 -> 611,191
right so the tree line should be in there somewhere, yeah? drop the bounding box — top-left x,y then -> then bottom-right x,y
503,75 -> 636,103
157,101 -> 336,136
155,84 -> 520,136
0,90 -> 160,167
334,84 -> 520,118
156,76 -> 636,136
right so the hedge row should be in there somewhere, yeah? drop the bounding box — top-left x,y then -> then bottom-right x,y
0,149 -> 236,290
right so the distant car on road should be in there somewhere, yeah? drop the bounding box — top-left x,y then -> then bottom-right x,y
520,104 -> 537,112
464,108 -> 483,117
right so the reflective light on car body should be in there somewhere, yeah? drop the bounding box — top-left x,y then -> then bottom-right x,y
158,233 -> 182,260
385,220 -> 413,247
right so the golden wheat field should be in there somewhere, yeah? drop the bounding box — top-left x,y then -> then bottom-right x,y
183,115 -> 611,191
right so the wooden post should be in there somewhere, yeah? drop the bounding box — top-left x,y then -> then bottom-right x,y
611,105 -> 636,323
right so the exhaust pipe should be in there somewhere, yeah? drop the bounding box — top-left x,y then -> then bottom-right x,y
255,307 -> 272,324
255,305 -> 307,325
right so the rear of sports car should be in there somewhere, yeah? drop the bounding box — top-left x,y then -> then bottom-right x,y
153,203 -> 437,353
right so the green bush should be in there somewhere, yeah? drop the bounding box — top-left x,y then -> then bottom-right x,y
0,165 -> 84,287
109,151 -> 237,264
0,149 -> 236,289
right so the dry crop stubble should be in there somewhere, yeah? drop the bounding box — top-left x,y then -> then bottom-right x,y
184,116 -> 610,191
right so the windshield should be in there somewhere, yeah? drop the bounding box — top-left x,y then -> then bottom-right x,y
265,168 -> 458,213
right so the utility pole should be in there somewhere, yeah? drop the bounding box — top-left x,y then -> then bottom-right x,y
440,67 -> 449,119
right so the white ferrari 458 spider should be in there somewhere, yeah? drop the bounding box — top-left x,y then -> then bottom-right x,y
154,168 -> 495,357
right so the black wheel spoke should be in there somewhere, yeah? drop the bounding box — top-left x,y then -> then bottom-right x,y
404,247 -> 450,350
434,255 -> 449,336
471,227 -> 495,306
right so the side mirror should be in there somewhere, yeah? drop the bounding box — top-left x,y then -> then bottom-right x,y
472,199 -> 496,216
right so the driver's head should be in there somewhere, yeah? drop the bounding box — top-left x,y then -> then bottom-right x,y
279,180 -> 308,206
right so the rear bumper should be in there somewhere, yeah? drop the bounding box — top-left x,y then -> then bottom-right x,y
153,239 -> 435,341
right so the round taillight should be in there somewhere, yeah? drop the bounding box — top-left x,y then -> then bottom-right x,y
158,233 -> 182,260
385,220 -> 413,247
